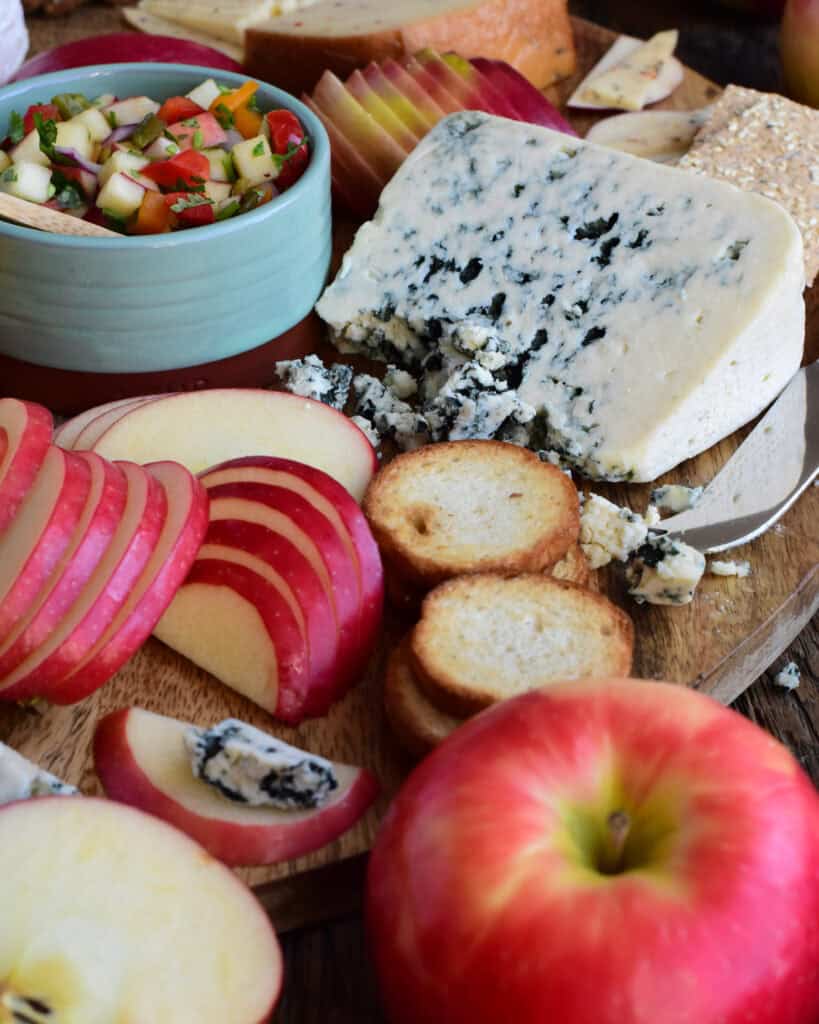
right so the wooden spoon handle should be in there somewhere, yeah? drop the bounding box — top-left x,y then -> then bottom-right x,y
0,193 -> 120,239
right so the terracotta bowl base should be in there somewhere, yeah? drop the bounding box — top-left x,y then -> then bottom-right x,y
0,314 -> 323,415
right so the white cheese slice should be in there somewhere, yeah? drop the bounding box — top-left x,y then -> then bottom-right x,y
122,8 -> 244,63
585,109 -> 711,164
0,742 -> 78,805
569,33 -> 683,111
317,112 -> 805,482
138,0 -> 317,44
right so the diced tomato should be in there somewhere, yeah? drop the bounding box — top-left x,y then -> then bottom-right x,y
275,142 -> 309,190
233,104 -> 263,140
24,103 -> 61,134
141,150 -> 210,190
156,96 -> 204,125
132,191 -> 173,235
167,112 -> 227,151
176,202 -> 215,228
265,110 -> 304,154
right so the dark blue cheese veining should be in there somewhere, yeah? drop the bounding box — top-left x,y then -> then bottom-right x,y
275,355 -> 353,411
317,111 -> 804,481
0,742 -> 78,805
184,719 -> 338,810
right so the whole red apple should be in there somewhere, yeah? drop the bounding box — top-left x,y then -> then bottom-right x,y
782,0 -> 819,106
367,678 -> 819,1024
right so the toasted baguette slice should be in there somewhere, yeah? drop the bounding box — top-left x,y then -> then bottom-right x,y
363,441 -> 579,590
548,542 -> 590,588
385,638 -> 464,758
411,574 -> 634,716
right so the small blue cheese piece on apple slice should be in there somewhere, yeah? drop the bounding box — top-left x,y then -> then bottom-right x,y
184,719 -> 339,810
650,484 -> 704,514
0,742 -> 78,805
626,534 -> 706,605
569,32 -> 683,111
317,111 -> 805,481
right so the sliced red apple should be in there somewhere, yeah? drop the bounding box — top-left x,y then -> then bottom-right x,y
0,462 -> 167,702
0,398 -> 52,534
362,60 -> 442,133
88,389 -> 377,502
54,396 -> 154,450
414,49 -> 517,120
94,707 -> 379,867
0,797 -> 281,1023
345,69 -> 422,149
469,57 -> 578,133
71,395 -> 171,451
55,461 -> 208,703
0,454 -> 128,679
402,57 -> 465,115
0,447 -> 91,640
378,58 -> 451,121
154,558 -> 310,722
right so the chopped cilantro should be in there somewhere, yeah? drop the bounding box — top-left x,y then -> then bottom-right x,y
170,194 -> 212,213
166,143 -> 180,156
214,103 -> 234,130
33,113 -> 64,164
181,117 -> 200,128
192,129 -> 204,150
50,170 -> 85,209
8,110 -> 24,145
107,110 -> 118,128
247,93 -> 261,113
252,140 -> 265,157
222,153 -> 237,182
217,82 -> 233,95
1,167 -> 18,183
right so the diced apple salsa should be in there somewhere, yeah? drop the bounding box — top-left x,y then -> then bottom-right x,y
0,79 -> 311,234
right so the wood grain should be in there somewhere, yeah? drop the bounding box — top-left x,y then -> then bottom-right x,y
6,14 -> 817,933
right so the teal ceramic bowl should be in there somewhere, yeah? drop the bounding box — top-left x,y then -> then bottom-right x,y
0,64 -> 331,374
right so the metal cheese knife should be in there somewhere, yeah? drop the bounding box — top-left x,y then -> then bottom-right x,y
659,361 -> 819,553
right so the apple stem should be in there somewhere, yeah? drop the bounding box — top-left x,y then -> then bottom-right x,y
601,810 -> 631,874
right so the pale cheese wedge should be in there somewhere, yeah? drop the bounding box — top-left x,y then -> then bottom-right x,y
569,31 -> 682,111
585,108 -> 711,164
123,7 -> 244,62
138,0 -> 319,45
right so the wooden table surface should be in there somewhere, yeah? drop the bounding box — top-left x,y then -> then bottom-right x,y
15,3 -> 819,1020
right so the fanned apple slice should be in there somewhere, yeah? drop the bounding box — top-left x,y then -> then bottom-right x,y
0,462 -> 167,702
55,462 -> 208,703
345,69 -> 422,149
414,49 -> 517,120
362,60 -> 442,133
54,396 -> 156,450
154,558 -> 310,722
0,454 -> 127,678
402,57 -> 464,114
377,59 -> 450,123
0,798 -> 282,1022
0,447 -> 91,640
94,707 -> 379,867
71,395 -> 172,451
88,389 -> 377,502
0,398 -> 52,534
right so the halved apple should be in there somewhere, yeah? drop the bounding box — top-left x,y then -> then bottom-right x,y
87,389 -> 377,502
0,797 -> 282,1022
54,461 -> 209,703
94,706 -> 379,866
0,462 -> 167,702
0,398 -> 52,534
0,454 -> 128,679
0,447 -> 91,641
154,558 -> 311,722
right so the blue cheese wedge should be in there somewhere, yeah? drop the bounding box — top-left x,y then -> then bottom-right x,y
650,484 -> 704,514
184,719 -> 338,810
0,742 -> 78,805
317,112 -> 804,481
626,533 -> 706,605
774,662 -> 801,690
275,354 -> 352,410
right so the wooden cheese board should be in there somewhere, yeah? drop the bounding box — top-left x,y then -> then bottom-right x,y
2,13 -> 817,930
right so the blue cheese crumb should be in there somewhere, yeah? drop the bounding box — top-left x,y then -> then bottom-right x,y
0,742 -> 78,805
580,493 -> 653,569
709,559 -> 751,577
275,355 -> 353,410
184,719 -> 338,810
626,533 -> 706,605
351,374 -> 429,450
774,662 -> 801,690
650,484 -> 704,514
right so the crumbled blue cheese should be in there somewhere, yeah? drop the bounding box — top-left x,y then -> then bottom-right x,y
709,559 -> 751,577
383,365 -> 418,400
275,354 -> 352,410
580,493 -> 654,569
350,415 -> 380,448
650,484 -> 704,514
0,742 -> 78,805
626,533 -> 706,605
774,662 -> 801,690
351,374 -> 429,450
317,111 -> 803,481
184,719 -> 338,810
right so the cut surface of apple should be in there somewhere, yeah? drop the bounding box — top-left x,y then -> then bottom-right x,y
0,447 -> 91,640
70,395 -> 170,451
53,396 -> 159,451
56,461 -> 209,703
0,797 -> 282,1023
0,454 -> 127,680
0,462 -> 167,702
94,707 -> 379,866
88,389 -> 377,501
0,398 -> 53,534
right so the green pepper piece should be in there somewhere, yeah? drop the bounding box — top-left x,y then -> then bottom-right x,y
238,187 -> 266,215
51,93 -> 91,119
131,113 -> 167,151
215,199 -> 241,221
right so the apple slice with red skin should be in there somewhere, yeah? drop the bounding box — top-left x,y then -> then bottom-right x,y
345,69 -> 422,149
0,446 -> 91,640
55,461 -> 209,703
201,525 -> 343,716
201,457 -> 384,682
54,396 -> 156,450
70,395 -> 172,452
0,462 -> 167,702
434,51 -> 522,120
362,60 -> 443,133
0,398 -> 52,534
154,558 -> 311,722
414,49 -> 518,120
94,706 -> 379,867
0,797 -> 281,1023
401,57 -> 465,115
470,57 -> 578,134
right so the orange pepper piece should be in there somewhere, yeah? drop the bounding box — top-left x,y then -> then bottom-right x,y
209,80 -> 259,115
132,191 -> 172,235
233,104 -> 264,139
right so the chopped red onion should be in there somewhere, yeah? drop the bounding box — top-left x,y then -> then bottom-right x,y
53,146 -> 102,175
102,124 -> 138,148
